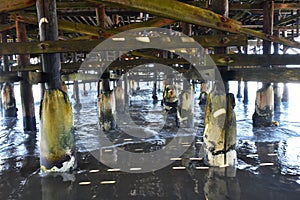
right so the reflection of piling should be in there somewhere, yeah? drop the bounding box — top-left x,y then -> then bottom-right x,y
41,175 -> 75,200
252,83 -> 274,127
203,89 -> 237,166
16,19 -> 36,131
282,83 -> 288,102
204,167 -> 240,200
37,0 -> 76,173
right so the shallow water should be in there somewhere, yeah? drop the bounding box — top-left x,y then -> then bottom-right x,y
0,81 -> 300,200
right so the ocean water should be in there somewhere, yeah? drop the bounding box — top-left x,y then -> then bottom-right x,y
0,81 -> 299,200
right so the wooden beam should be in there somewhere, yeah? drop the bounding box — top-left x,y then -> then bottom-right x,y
230,3 -> 300,11
0,23 -> 16,32
88,0 -> 300,48
14,13 -> 107,36
211,54 -> 300,66
227,68 -> 300,83
274,3 -> 300,10
0,0 -> 35,13
0,34 -> 247,55
274,13 -> 300,27
5,65 -> 300,83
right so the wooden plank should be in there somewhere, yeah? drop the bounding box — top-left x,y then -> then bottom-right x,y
227,68 -> 300,83
274,13 -> 300,27
0,23 -> 16,32
0,0 -> 35,13
274,3 -> 300,10
211,54 -> 300,66
6,66 -> 300,83
230,3 -> 300,11
0,34 -> 247,55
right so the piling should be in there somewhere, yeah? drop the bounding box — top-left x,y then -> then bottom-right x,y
243,82 -> 248,104
16,19 -> 36,131
98,70 -> 116,131
273,83 -> 281,109
73,81 -> 82,110
178,84 -> 194,128
37,0 -> 76,173
282,83 -> 289,102
252,83 -> 274,127
1,15 -> 17,117
199,82 -> 208,105
203,88 -> 237,166
237,80 -> 242,98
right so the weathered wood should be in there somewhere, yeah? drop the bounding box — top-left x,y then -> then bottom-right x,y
13,13 -> 173,37
89,0 -> 300,48
16,19 -> 36,131
211,54 -> 300,66
15,13 -> 106,36
0,72 -> 21,82
274,12 -> 300,28
263,0 -> 274,63
36,0 -> 61,89
37,0 -> 76,173
0,34 -> 247,55
227,68 -> 300,83
4,67 -> 300,83
57,1 -> 98,9
253,84 -> 274,127
230,3 -> 300,11
0,23 -> 16,32
0,0 -> 35,13
274,3 -> 300,10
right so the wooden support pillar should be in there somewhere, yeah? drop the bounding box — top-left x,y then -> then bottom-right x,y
98,70 -> 116,131
124,74 -> 130,109
243,81 -> 248,104
253,1 -> 275,127
273,14 -> 281,108
282,83 -> 289,102
243,46 -> 248,104
152,82 -> 158,102
1,15 -> 17,117
203,91 -> 237,166
199,82 -> 208,105
73,81 -> 82,110
96,4 -> 106,29
115,79 -> 125,114
129,79 -> 136,95
16,18 -> 36,131
237,80 -> 242,98
252,83 -> 275,127
37,0 -> 76,173
273,83 -> 281,109
212,0 -> 229,93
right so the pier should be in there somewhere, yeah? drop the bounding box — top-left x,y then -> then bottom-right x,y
1,1 -> 300,199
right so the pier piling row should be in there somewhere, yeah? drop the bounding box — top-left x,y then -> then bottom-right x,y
1,0 -> 300,170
